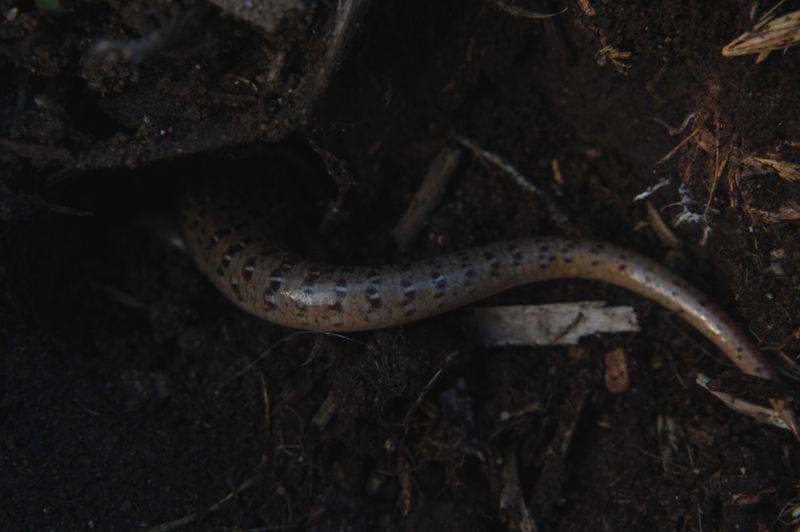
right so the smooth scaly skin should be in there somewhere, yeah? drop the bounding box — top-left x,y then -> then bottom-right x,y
182,194 -> 774,380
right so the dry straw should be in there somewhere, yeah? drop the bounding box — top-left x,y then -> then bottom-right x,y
722,1 -> 800,63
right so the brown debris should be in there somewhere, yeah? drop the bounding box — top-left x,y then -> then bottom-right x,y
656,115 -> 800,224
730,486 -> 778,506
604,348 -> 630,394
397,453 -> 413,516
577,0 -> 596,17
747,200 -> 800,223
595,44 -> 632,74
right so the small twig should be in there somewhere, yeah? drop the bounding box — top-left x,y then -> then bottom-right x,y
533,389 -> 588,514
310,392 -> 338,430
746,156 -> 800,181
401,351 -> 459,427
632,177 -> 670,201
655,127 -> 701,165
307,134 -> 355,227
0,183 -> 95,221
392,147 -> 462,250
645,201 -> 682,249
225,331 -> 364,383
456,136 -> 544,195
493,0 -> 566,20
259,371 -> 271,437
655,415 -> 685,474
397,453 -> 414,515
577,0 -> 596,17
695,373 -> 792,432
652,113 -> 698,137
499,443 -> 539,532
91,283 -> 150,311
454,136 -> 576,235
292,0 -> 370,116
549,158 -> 564,185
703,130 -> 731,218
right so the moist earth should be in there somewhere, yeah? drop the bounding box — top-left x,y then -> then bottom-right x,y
1,0 -> 800,530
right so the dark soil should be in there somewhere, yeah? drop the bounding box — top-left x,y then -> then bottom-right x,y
2,0 -> 800,530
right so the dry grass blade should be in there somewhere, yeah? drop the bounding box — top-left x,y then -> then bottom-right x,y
660,117 -> 800,222
777,201 -> 800,219
722,4 -> 800,62
745,156 -> 800,181
748,200 -> 800,223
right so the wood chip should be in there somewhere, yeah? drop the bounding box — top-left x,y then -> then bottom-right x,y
462,302 -> 639,348
578,0 -> 596,17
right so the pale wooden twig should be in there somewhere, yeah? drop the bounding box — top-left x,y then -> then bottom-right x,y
461,301 -> 639,347
695,373 -> 791,431
499,444 -> 538,532
454,136 -> 577,235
